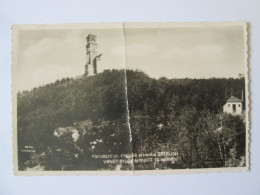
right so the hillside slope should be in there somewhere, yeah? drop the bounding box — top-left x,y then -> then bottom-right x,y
17,69 -> 246,170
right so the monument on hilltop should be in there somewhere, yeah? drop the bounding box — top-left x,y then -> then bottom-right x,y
85,34 -> 102,76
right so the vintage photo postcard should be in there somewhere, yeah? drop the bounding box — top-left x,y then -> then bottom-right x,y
12,22 -> 249,175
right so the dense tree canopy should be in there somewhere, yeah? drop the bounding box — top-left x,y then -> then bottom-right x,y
17,69 -> 246,170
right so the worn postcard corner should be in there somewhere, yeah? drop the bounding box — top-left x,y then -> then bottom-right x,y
12,22 -> 249,176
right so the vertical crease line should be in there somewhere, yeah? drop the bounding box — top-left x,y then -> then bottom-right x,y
122,22 -> 134,173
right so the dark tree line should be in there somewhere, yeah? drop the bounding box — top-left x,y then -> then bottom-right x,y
17,69 -> 246,170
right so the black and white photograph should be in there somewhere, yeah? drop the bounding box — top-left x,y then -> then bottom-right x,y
12,22 -> 249,175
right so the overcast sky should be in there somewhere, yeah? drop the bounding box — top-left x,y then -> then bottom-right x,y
15,24 -> 246,91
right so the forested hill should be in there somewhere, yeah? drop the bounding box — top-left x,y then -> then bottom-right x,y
18,69 -> 128,126
17,69 -> 245,169
126,70 -> 245,117
18,69 -> 245,123
18,70 -> 128,153
18,69 -> 245,143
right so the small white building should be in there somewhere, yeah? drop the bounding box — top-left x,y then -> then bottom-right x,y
223,96 -> 243,115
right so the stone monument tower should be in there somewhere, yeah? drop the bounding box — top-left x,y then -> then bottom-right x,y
85,34 -> 102,76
